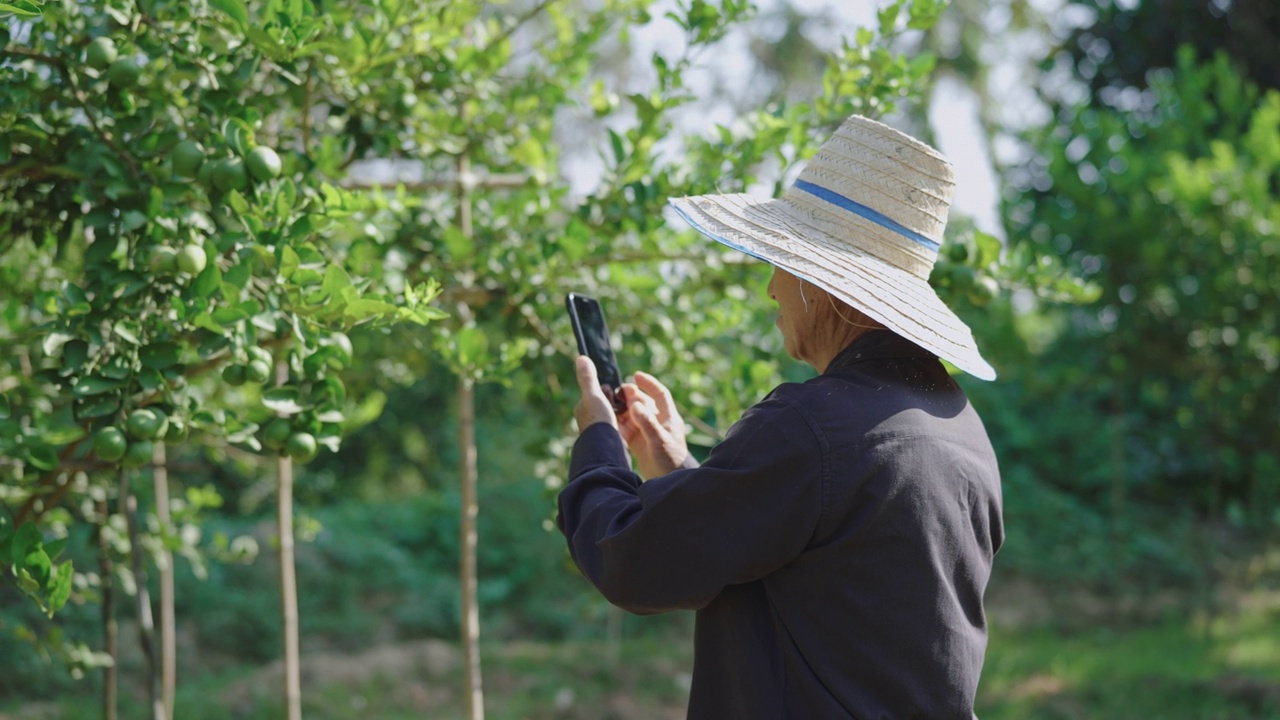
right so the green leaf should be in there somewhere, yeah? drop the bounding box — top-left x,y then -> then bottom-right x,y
112,323 -> 141,346
322,264 -> 354,296
0,394 -> 8,420
44,537 -> 68,561
42,331 -> 75,357
74,395 -> 120,420
221,117 -> 256,157
343,298 -> 398,323
262,388 -> 305,415
194,262 -> 223,299
11,523 -> 40,565
442,226 -> 471,258
212,305 -> 251,325
209,0 -> 249,31
73,376 -> 125,397
280,246 -> 301,280
0,0 -> 44,17
140,342 -> 180,369
24,445 -> 58,471
47,562 -> 73,615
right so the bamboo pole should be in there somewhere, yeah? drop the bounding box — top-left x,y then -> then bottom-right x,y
96,497 -> 117,720
276,359 -> 302,720
152,442 -> 176,720
456,151 -> 485,720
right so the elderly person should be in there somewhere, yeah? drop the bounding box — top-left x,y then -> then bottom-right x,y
558,115 -> 1003,719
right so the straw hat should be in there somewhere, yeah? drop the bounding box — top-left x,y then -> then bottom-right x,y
669,114 -> 996,381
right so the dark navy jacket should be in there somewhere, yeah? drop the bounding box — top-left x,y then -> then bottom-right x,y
558,331 -> 1004,719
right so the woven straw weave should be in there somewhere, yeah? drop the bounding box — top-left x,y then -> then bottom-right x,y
670,114 -> 996,381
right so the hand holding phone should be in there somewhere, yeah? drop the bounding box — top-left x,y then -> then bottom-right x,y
566,293 -> 628,414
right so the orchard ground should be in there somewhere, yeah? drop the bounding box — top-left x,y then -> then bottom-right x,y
3,573 -> 1278,720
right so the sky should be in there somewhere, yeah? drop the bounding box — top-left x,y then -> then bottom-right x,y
616,0 -> 1006,236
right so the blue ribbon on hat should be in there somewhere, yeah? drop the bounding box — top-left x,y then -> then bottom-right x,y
793,179 -> 940,253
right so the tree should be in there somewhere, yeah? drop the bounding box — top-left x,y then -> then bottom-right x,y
999,45 -> 1280,580
1,1 -> 442,716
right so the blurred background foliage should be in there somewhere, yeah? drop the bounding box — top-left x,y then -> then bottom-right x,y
3,0 -> 1280,717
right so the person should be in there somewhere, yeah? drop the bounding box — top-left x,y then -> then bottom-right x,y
558,114 -> 1004,719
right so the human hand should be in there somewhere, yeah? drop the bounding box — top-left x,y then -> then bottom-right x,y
573,356 -> 620,432
618,371 -> 691,480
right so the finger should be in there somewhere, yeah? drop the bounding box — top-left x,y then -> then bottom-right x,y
619,384 -> 656,413
575,356 -> 605,400
629,400 -> 665,443
634,371 -> 677,420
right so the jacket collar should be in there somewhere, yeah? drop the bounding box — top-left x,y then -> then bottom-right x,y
823,330 -> 936,375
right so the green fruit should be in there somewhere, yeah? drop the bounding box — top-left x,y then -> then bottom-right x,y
246,146 -> 282,181
222,363 -> 247,386
212,157 -> 249,192
197,157 -> 220,189
245,359 -> 271,384
106,57 -> 142,88
126,408 -> 167,440
286,432 -> 318,464
247,346 -> 273,366
262,418 -> 292,451
94,426 -> 128,462
171,140 -> 206,179
946,242 -> 969,264
85,37 -> 118,71
177,244 -> 207,275
165,417 -> 188,443
150,246 -> 179,274
950,265 -> 977,293
967,276 -> 1000,307
123,439 -> 154,468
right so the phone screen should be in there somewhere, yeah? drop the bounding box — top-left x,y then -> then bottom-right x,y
566,293 -> 626,412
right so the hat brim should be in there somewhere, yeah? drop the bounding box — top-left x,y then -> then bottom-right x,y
669,193 -> 997,381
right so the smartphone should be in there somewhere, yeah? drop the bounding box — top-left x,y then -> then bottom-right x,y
565,292 -> 627,414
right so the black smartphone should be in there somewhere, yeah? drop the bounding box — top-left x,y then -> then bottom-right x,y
565,292 -> 627,414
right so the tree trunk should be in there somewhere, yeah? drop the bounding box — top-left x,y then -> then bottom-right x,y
276,361 -> 302,720
458,372 -> 483,720
96,498 -> 117,720
152,442 -> 176,720
456,151 -> 484,720
119,468 -> 165,720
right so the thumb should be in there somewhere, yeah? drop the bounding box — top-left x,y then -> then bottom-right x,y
575,355 -> 599,392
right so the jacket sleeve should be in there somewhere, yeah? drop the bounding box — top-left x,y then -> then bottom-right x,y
556,393 -> 825,614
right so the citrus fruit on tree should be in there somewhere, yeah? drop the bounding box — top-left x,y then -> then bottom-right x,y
123,439 -> 154,468
149,246 -> 178,274
262,418 -> 292,451
177,244 -> 207,275
967,276 -> 1000,307
171,140 -> 206,179
286,432 -> 318,464
106,57 -> 142,88
94,426 -> 128,462
197,157 -> 220,189
126,408 -> 167,440
946,242 -> 969,263
85,37 -> 117,71
222,363 -> 247,386
212,157 -> 249,192
245,359 -> 271,384
247,346 -> 272,367
246,146 -> 282,181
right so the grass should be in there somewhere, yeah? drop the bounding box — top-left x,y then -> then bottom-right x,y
978,604 -> 1280,719
3,604 -> 1278,719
